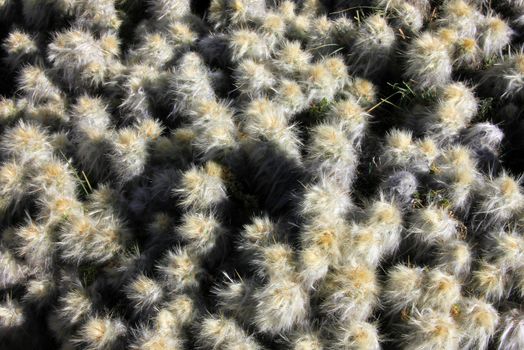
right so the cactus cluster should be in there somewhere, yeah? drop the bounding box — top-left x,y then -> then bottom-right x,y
1,0 -> 524,349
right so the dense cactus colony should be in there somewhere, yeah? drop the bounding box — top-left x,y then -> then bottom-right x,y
1,0 -> 524,349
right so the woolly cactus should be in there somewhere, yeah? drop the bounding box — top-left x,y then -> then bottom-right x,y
1,1 -> 523,349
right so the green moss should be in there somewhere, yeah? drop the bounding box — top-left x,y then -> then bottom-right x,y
79,264 -> 98,287
222,166 -> 258,211
426,189 -> 451,208
476,97 -> 494,122
308,97 -> 332,121
387,81 -> 438,106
